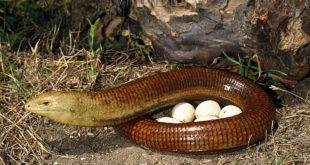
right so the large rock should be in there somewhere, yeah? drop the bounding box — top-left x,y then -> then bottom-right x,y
129,0 -> 310,80
70,0 -> 309,81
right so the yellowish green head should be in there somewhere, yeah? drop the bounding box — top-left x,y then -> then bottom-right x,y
24,91 -> 104,127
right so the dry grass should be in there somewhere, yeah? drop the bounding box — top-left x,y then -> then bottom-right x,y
0,41 -> 309,165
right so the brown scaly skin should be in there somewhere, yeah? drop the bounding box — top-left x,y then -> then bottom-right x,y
25,68 -> 276,154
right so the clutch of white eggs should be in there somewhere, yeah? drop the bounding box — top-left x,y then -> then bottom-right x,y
156,100 -> 242,123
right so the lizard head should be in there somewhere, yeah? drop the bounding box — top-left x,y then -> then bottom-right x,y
24,91 -> 98,126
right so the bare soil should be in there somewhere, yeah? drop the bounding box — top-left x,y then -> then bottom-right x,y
31,104 -> 308,165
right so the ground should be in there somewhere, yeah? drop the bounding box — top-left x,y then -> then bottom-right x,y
35,104 -> 310,165
0,45 -> 309,165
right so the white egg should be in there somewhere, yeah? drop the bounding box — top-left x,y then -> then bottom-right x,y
194,115 -> 219,122
171,102 -> 195,123
156,117 -> 181,123
219,105 -> 242,118
195,100 -> 221,118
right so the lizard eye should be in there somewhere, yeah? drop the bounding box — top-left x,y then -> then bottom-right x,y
42,101 -> 50,106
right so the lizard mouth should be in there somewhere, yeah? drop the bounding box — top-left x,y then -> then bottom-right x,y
24,103 -> 60,114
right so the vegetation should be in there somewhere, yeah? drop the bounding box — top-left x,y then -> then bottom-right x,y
0,0 -> 70,49
222,52 -> 287,86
